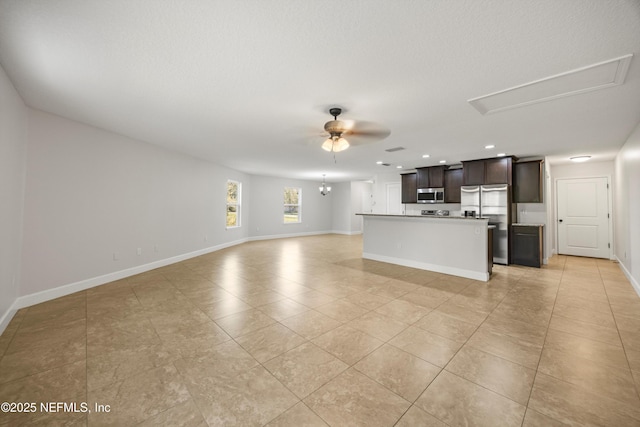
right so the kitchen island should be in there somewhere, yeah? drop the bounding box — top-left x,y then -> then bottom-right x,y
357,214 -> 491,281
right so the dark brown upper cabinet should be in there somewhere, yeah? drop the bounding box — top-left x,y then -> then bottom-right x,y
428,166 -> 445,188
462,160 -> 485,185
485,157 -> 513,185
416,167 -> 430,188
462,156 -> 514,186
513,160 -> 543,203
401,173 -> 417,204
444,168 -> 463,203
416,166 -> 446,188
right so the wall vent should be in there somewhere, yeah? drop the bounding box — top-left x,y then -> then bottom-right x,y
468,54 -> 633,115
385,147 -> 405,152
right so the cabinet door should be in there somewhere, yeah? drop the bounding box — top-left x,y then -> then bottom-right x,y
462,160 -> 485,185
514,160 -> 543,203
428,166 -> 445,188
416,168 -> 430,188
401,173 -> 417,203
444,169 -> 463,203
511,226 -> 542,267
485,157 -> 512,185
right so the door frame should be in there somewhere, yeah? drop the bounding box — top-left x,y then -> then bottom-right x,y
554,175 -> 613,260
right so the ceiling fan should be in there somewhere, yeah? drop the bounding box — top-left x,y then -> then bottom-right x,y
320,107 -> 390,152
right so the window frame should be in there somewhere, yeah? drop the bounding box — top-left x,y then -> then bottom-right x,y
226,179 -> 241,229
283,187 -> 302,224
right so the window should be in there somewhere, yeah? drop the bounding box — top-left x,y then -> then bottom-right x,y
226,180 -> 241,228
283,187 -> 301,223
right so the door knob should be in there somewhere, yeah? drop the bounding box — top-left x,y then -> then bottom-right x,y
559,219 -> 563,222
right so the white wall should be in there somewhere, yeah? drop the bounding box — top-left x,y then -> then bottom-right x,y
350,181 -> 373,234
372,172 -> 401,214
0,64 -> 28,330
615,121 -> 640,291
548,160 -> 615,257
21,110 -> 251,296
330,182 -> 351,234
247,175 -> 332,239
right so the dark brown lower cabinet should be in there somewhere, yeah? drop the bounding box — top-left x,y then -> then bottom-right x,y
511,225 -> 543,267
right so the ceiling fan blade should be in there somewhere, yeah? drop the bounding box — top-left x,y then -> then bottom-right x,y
347,120 -> 391,140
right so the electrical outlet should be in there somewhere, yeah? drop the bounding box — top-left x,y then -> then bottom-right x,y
137,248 -> 142,256
113,252 -> 119,261
204,235 -> 208,242
154,245 -> 159,253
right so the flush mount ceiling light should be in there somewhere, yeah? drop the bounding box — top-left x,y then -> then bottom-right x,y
497,153 -> 506,157
320,107 -> 389,153
439,160 -> 446,164
422,154 -> 430,158
319,175 -> 331,196
570,155 -> 591,162
468,54 -> 633,115
485,145 -> 495,149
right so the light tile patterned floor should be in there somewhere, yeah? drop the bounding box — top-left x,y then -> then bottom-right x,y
1,234 -> 640,426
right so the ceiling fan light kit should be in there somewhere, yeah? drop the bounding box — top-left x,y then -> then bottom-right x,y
322,136 -> 350,152
322,108 -> 350,152
319,106 -> 389,153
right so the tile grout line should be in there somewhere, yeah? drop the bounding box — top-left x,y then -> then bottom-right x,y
598,262 -> 640,404
520,255 -> 565,427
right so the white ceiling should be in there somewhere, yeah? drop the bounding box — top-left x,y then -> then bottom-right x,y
1,0 -> 639,182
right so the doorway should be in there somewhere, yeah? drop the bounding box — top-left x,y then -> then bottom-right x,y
556,177 -> 611,258
386,183 -> 403,214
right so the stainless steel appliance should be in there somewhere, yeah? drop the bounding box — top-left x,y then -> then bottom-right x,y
421,209 -> 450,216
417,187 -> 444,204
461,184 -> 511,264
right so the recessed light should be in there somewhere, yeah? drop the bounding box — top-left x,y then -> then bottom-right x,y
439,160 -> 446,164
396,165 -> 403,169
376,161 -> 383,165
497,153 -> 506,157
422,154 -> 430,158
570,155 -> 591,162
485,145 -> 495,149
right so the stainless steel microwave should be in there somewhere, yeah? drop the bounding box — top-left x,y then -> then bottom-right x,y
417,188 -> 445,203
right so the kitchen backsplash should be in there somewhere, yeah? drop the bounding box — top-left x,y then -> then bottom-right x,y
516,203 -> 547,225
404,204 -> 461,217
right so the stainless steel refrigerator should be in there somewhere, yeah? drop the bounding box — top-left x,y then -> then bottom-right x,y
460,184 -> 511,264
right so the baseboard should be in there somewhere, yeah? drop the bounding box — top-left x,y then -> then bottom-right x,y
362,252 -> 490,282
330,230 -> 363,236
0,305 -> 18,336
0,230 -> 359,335
11,237 -> 250,313
615,256 -> 640,298
248,230 -> 334,241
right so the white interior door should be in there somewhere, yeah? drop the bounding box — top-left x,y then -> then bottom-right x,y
557,177 -> 610,258
386,183 -> 402,214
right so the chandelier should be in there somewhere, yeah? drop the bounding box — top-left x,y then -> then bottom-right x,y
319,175 -> 331,196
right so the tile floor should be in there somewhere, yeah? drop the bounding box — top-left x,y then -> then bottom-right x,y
1,234 -> 640,426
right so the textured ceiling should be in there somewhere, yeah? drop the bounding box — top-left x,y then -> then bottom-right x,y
1,0 -> 639,181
